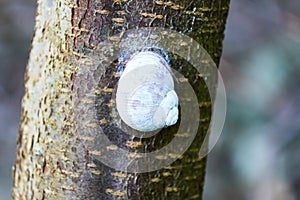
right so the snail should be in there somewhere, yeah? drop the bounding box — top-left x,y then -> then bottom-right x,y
116,51 -> 179,132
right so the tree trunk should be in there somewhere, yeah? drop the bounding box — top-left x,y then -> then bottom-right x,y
13,0 -> 230,199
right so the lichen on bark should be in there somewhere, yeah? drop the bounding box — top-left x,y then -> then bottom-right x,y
13,0 -> 230,199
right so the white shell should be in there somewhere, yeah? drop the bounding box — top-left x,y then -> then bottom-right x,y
116,51 -> 179,132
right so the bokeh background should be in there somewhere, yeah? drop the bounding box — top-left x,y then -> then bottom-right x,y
0,0 -> 299,199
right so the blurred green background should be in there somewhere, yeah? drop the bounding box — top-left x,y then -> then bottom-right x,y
0,0 -> 299,199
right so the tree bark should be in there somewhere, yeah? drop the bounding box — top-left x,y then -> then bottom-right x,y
13,0 -> 230,199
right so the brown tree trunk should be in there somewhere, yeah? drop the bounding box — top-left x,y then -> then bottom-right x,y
13,0 -> 230,199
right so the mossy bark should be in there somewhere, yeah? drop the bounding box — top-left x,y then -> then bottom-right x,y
13,0 -> 230,199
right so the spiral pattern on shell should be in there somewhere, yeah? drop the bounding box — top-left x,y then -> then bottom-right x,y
116,51 -> 179,132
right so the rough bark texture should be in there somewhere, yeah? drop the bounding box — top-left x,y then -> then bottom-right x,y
13,0 -> 230,199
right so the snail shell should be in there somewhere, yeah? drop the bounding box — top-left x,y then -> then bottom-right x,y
116,51 -> 179,132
